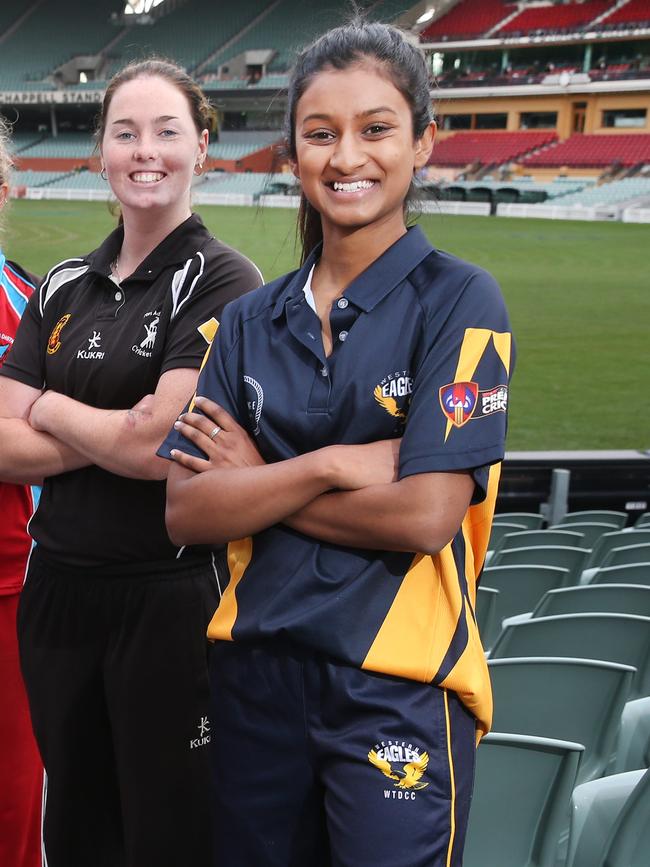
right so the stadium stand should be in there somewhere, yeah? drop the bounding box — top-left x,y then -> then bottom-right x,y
601,0 -> 650,28
544,177 -> 650,207
46,171 -> 105,191
200,0 -> 348,77
522,134 -> 650,168
207,131 -> 281,161
419,0 -> 514,41
109,0 -> 271,76
11,170 -> 70,189
429,131 -> 557,167
199,172 -> 290,195
18,133 -> 94,159
497,1 -> 612,36
0,0 -> 118,88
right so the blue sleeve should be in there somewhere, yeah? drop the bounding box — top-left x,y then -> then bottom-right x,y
398,270 -> 514,501
157,303 -> 242,461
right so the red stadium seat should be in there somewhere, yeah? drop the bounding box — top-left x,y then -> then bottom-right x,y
497,0 -> 611,35
420,0 -> 514,41
429,131 -> 557,167
522,134 -> 650,168
602,0 -> 650,26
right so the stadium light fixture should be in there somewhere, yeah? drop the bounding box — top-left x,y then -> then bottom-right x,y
416,8 -> 435,25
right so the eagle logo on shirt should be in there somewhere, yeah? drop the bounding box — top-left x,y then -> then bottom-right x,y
47,314 -> 71,355
374,385 -> 406,419
367,742 -> 430,792
373,372 -> 413,420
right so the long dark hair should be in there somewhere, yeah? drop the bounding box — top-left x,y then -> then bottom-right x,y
285,20 -> 433,263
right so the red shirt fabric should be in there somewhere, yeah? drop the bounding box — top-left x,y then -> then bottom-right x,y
0,256 -> 37,594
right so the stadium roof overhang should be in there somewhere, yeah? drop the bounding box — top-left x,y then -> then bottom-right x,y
431,77 -> 650,100
421,26 -> 650,53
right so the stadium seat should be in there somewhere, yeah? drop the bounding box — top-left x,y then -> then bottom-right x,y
428,131 -> 557,168
566,769 -> 647,867
487,521 -> 527,553
488,657 -> 634,784
481,565 -> 570,625
419,0 -> 512,41
498,529 -> 588,552
548,521 -> 618,548
493,512 -> 545,530
603,0 -> 650,27
489,546 -> 588,582
566,769 -> 650,867
497,0 -> 611,36
581,529 -> 650,572
490,613 -> 650,698
559,510 -> 628,529
613,697 -> 650,774
522,133 -> 650,169
531,584 -> 650,619
464,732 -> 583,867
600,767 -> 650,867
588,562 -> 650,587
476,585 -> 499,651
635,511 -> 650,527
589,545 -> 650,581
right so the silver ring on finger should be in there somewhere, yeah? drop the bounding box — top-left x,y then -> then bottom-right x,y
209,425 -> 221,441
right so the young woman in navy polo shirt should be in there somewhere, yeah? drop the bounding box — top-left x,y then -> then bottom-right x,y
0,61 -> 261,867
164,20 -> 514,867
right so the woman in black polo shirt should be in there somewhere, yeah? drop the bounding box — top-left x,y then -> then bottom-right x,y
163,21 -> 513,867
0,60 -> 261,867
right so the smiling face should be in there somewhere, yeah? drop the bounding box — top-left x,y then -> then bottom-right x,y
100,75 -> 208,224
292,63 -> 434,244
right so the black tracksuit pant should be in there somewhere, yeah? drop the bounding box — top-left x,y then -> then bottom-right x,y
18,547 -> 220,867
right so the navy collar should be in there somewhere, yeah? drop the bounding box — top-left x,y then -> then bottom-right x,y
271,225 -> 434,321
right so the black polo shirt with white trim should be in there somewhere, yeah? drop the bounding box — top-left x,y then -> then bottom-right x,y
1,213 -> 262,568
160,225 -> 514,733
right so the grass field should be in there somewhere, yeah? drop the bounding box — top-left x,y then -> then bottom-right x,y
5,199 -> 648,451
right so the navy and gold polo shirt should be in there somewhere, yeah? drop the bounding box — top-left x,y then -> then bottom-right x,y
160,225 -> 514,734
1,214 -> 262,568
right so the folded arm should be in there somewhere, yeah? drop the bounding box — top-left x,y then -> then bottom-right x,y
28,367 -> 200,481
0,377 -> 89,484
165,398 -> 473,553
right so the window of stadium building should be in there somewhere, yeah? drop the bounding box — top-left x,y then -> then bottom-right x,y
520,112 -> 558,130
475,114 -> 508,130
602,109 -> 647,129
442,114 -> 472,130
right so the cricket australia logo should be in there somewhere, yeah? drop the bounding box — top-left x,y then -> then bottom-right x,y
368,740 -> 429,800
132,310 -> 161,358
77,330 -> 105,360
243,375 -> 264,436
189,716 -> 211,750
